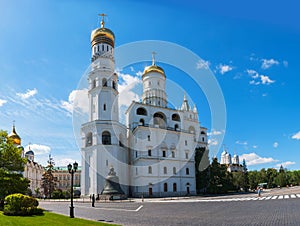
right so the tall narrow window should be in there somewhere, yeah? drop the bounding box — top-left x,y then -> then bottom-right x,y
163,167 -> 167,174
164,183 -> 168,192
172,151 -> 175,158
103,104 -> 106,111
148,149 -> 152,156
148,166 -> 152,174
173,167 -> 176,174
102,78 -> 107,87
185,152 -> 189,159
173,183 -> 177,192
112,81 -> 116,90
162,150 -> 166,157
186,168 -> 190,175
147,135 -> 150,141
185,140 -> 187,146
102,45 -> 104,51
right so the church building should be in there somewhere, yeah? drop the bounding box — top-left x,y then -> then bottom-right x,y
80,15 -> 208,197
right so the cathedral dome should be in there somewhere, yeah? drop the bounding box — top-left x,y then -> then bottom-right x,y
8,125 -> 21,145
25,150 -> 34,156
91,26 -> 115,47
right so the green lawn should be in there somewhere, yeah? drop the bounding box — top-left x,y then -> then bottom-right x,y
0,211 -> 119,226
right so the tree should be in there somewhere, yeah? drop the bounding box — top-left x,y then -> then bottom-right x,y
275,165 -> 287,187
0,130 -> 29,207
207,158 -> 234,194
41,155 -> 56,198
195,147 -> 210,193
242,159 -> 249,191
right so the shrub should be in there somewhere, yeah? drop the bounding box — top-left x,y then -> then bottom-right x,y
3,193 -> 43,216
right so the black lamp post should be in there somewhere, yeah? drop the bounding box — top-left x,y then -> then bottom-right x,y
67,161 -> 78,218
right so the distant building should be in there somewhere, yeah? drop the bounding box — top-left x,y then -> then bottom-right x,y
220,150 -> 243,172
53,166 -> 81,191
7,125 -> 44,196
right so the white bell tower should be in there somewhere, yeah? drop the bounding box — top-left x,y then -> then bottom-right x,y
88,14 -> 119,122
81,14 -> 128,196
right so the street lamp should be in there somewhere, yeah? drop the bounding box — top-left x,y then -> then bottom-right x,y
67,161 -> 78,218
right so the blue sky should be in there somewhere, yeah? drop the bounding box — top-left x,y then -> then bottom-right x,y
0,0 -> 299,170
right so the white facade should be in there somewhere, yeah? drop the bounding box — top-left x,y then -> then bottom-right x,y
220,151 -> 243,173
81,18 -> 208,197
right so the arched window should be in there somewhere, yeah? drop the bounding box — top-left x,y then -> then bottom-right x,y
103,104 -> 106,111
189,126 -> 195,134
163,167 -> 167,174
172,151 -> 175,158
173,183 -> 177,192
107,45 -> 109,51
153,112 -> 166,128
102,78 -> 107,87
112,81 -> 116,90
173,167 -> 176,174
172,113 -> 180,122
201,131 -> 206,135
162,150 -> 166,157
148,166 -> 152,174
139,118 -> 145,126
164,183 -> 168,192
148,149 -> 152,156
186,183 -> 190,194
102,45 -> 104,51
186,168 -> 190,175
102,131 -> 111,145
86,132 -> 92,147
136,107 -> 147,116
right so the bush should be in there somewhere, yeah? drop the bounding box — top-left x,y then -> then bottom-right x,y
3,193 -> 44,216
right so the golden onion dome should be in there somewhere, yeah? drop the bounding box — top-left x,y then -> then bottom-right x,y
91,19 -> 115,47
8,125 -> 21,145
143,64 -> 165,78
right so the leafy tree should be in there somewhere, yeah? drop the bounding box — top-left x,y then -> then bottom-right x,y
41,155 -> 56,198
195,147 -> 210,193
0,130 -> 29,207
275,165 -> 288,187
208,158 -> 234,194
266,168 -> 278,188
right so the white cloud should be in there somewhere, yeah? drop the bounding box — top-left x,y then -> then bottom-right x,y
208,139 -> 218,146
0,99 -> 7,107
24,144 -> 51,155
260,75 -> 275,84
246,69 -> 275,85
16,88 -> 38,99
217,64 -> 233,75
196,59 -> 210,70
240,152 -> 278,166
61,89 -> 89,114
276,161 -> 296,168
261,58 -> 279,69
135,71 -> 143,77
292,131 -> 300,140
55,158 -> 78,167
118,73 -> 141,107
273,142 -> 279,148
252,145 -> 258,149
208,130 -> 223,136
236,140 -> 248,145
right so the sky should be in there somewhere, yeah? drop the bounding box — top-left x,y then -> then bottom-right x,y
0,0 -> 299,170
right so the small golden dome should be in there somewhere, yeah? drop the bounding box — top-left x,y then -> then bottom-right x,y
91,16 -> 115,47
143,64 -> 165,77
8,125 -> 21,145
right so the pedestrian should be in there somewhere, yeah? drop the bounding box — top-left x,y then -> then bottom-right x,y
257,187 -> 261,197
92,194 -> 95,207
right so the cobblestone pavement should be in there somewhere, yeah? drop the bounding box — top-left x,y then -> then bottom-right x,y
39,187 -> 300,226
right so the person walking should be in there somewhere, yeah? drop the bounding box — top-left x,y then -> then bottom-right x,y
257,187 -> 261,197
92,194 -> 95,207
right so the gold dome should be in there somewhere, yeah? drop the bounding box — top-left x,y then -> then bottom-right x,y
91,18 -> 115,47
143,64 -> 165,77
8,125 -> 21,145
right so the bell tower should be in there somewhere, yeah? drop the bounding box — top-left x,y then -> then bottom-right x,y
81,14 -> 128,197
88,14 -> 119,122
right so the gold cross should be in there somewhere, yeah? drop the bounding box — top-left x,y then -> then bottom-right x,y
98,13 -> 107,28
